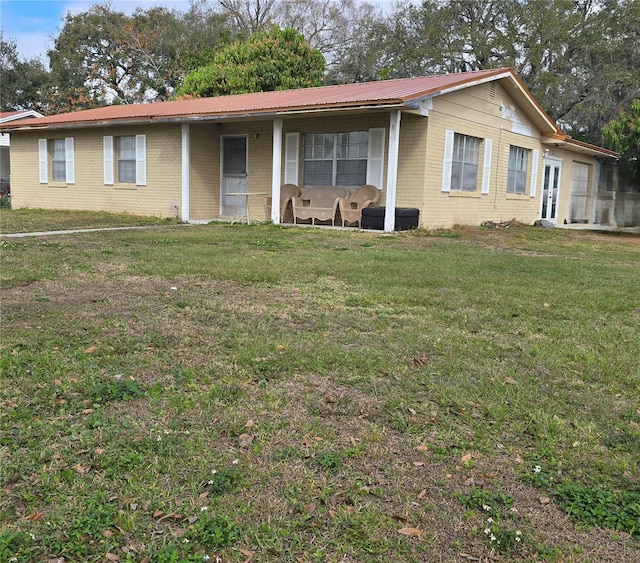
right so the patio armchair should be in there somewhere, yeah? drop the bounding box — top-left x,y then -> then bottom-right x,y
264,183 -> 300,223
338,185 -> 380,227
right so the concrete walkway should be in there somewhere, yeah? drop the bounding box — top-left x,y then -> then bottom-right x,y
0,224 -> 186,238
1,222 -> 638,238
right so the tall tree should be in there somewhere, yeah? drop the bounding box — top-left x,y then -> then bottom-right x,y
603,99 -> 640,184
175,27 -> 325,97
0,31 -> 51,113
337,0 -> 640,145
47,2 -> 231,109
218,0 -> 278,34
275,0 -> 383,75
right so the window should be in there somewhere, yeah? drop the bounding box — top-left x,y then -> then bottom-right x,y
38,138 -> 75,184
103,135 -> 146,186
303,131 -> 368,186
507,146 -> 529,194
118,136 -> 136,183
451,133 -> 480,191
51,139 -> 66,182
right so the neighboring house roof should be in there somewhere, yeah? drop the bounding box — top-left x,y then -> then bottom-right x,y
0,110 -> 44,123
1,110 -> 44,148
0,69 -> 616,159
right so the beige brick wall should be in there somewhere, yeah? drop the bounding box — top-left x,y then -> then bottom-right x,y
10,90 -> 600,228
189,124 -> 219,220
10,124 -> 182,218
417,82 -> 597,228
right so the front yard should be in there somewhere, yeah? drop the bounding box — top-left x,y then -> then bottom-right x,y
1,212 -> 639,562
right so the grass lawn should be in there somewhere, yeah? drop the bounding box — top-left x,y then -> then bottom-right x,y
1,211 -> 639,562
0,209 -> 179,235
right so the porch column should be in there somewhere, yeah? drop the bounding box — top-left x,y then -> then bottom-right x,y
181,124 -> 190,222
384,110 -> 401,232
271,118 -> 283,224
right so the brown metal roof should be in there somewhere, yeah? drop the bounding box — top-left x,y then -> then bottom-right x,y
2,68 -> 519,130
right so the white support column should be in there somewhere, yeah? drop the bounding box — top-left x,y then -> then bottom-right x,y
181,124 -> 190,222
384,109 -> 401,232
271,118 -> 283,224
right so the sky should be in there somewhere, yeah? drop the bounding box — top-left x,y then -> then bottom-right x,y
1,0 -> 192,62
1,0 -> 397,64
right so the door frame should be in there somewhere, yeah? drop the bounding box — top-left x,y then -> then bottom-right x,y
539,156 -> 563,223
220,134 -> 249,216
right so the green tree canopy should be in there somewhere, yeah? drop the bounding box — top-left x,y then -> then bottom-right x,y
0,31 -> 50,113
602,99 -> 640,182
47,2 -> 230,111
175,27 -> 325,98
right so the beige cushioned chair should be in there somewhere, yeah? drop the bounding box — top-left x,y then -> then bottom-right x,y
264,184 -> 300,223
338,185 -> 380,227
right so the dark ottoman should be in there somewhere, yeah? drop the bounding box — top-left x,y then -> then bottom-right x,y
361,207 -> 420,231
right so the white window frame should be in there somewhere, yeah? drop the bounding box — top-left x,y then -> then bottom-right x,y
103,134 -> 146,186
507,145 -> 529,195
443,131 -> 484,193
451,133 -> 480,192
303,130 -> 369,187
118,136 -> 137,184
38,137 -> 75,184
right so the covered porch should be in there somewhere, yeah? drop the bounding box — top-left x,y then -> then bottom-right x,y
182,109 -> 410,232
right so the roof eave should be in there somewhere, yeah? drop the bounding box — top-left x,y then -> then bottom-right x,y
542,134 -> 618,159
1,101 -> 405,132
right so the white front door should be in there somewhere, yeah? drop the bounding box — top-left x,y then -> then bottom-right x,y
221,136 -> 248,216
541,158 -> 562,222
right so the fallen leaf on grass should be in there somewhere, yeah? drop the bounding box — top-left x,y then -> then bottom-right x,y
72,463 -> 90,474
504,377 -> 517,385
238,433 -> 254,447
415,445 -> 429,452
83,346 -> 97,354
460,453 -> 472,463
539,496 -> 551,505
412,461 -> 424,467
417,489 -> 427,500
105,553 -> 120,561
27,511 -> 46,521
412,355 -> 430,366
398,527 -> 423,537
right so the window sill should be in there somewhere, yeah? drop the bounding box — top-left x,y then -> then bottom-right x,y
448,190 -> 481,198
